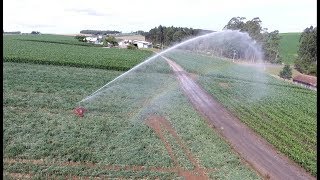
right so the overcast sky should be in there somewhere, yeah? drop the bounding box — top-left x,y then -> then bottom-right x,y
3,0 -> 317,34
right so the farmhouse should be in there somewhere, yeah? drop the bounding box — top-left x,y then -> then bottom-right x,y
292,74 -> 317,90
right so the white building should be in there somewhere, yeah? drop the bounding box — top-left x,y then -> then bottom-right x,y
133,40 -> 152,49
118,39 -> 152,49
85,36 -> 103,45
118,40 -> 131,48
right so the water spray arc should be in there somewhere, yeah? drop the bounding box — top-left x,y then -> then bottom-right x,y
74,30 -> 264,117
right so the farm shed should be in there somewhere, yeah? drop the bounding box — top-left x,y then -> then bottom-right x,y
293,74 -> 317,90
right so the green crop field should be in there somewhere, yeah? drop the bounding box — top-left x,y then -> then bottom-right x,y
166,50 -> 317,176
4,61 -> 259,179
3,34 -> 261,179
3,34 -> 153,71
279,32 -> 301,64
3,34 -> 316,179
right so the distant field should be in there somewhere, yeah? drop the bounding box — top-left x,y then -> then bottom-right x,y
166,50 -> 317,176
3,35 -> 153,71
279,32 -> 301,64
4,34 -> 100,47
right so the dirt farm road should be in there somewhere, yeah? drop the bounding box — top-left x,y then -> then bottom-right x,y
162,55 -> 315,180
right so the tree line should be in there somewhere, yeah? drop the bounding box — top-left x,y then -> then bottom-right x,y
144,26 -> 214,48
3,31 -> 21,34
3,31 -> 41,35
223,17 -> 281,63
295,26 -> 317,75
144,17 -> 282,63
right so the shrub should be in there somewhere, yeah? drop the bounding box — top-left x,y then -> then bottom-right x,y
279,64 -> 292,79
127,44 -> 138,50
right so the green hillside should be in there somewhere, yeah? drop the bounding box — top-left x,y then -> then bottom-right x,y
279,32 -> 301,64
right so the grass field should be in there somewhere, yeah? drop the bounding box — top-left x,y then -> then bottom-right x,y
3,35 -> 153,71
4,60 -> 260,179
166,50 -> 316,176
279,32 -> 301,64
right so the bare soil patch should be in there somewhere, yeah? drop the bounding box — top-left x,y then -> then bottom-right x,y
218,82 -> 230,88
5,172 -> 32,179
146,115 -> 209,179
188,73 -> 198,81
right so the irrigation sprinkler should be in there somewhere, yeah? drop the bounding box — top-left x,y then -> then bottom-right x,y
233,50 -> 237,62
74,107 -> 86,117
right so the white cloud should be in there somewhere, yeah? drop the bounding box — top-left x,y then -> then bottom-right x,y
3,0 -> 317,34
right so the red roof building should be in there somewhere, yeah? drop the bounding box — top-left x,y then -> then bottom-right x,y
293,74 -> 317,90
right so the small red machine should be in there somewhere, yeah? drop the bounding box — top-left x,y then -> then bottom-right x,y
74,107 -> 86,117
